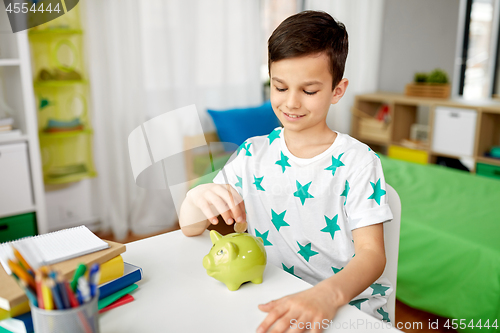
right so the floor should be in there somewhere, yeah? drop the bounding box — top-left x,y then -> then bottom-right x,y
96,222 -> 457,333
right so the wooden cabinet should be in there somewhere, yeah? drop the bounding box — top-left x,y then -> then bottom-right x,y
350,92 -> 500,173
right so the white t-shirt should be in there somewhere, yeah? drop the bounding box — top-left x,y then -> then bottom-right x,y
213,127 -> 394,321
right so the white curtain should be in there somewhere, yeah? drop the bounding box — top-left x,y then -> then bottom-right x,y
82,0 -> 262,240
304,0 -> 385,134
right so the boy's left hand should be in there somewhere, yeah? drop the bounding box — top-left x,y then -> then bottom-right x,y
256,285 -> 342,333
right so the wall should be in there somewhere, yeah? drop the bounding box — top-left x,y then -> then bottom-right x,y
378,0 -> 460,93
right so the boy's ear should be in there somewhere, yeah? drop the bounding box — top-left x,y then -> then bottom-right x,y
331,78 -> 349,104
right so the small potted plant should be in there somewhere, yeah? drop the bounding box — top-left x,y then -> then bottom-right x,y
405,69 -> 450,99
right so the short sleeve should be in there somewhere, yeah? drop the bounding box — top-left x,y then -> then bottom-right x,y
212,144 -> 245,195
344,158 -> 393,230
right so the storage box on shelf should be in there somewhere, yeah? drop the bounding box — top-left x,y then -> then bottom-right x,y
431,106 -> 477,157
351,100 -> 392,143
350,92 -> 500,173
35,80 -> 89,132
405,83 -> 451,99
0,213 -> 37,243
29,29 -> 85,82
39,130 -> 96,184
476,163 -> 500,180
388,145 -> 428,165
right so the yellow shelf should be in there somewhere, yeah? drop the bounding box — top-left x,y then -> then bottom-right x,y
34,80 -> 87,87
29,29 -> 83,36
44,170 -> 97,185
39,129 -> 93,138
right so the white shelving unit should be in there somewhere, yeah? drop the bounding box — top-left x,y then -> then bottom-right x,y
0,11 -> 47,235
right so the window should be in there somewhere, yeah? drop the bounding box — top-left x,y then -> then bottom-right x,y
458,0 -> 500,99
260,0 -> 303,82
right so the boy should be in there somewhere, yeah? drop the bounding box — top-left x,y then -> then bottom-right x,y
179,10 -> 393,333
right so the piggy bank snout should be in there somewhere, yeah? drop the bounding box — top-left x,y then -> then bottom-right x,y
203,255 -> 212,269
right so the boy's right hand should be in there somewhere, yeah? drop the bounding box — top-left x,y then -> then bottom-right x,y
186,183 -> 246,226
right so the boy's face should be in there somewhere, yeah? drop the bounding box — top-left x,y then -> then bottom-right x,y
269,52 -> 348,134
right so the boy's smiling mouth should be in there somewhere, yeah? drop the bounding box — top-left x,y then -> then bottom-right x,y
283,112 -> 305,119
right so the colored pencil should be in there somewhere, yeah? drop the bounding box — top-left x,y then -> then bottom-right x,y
64,280 -> 80,307
12,247 -> 33,275
46,278 -> 64,310
35,271 -> 45,309
7,259 -> 35,289
41,278 -> 54,310
55,273 -> 71,309
11,273 -> 38,308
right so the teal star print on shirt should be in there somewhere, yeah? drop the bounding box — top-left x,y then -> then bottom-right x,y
293,181 -> 314,205
282,263 -> 301,279
331,266 -> 344,274
341,180 -> 350,205
371,283 -> 390,296
268,128 -> 281,144
253,175 -> 265,191
244,142 -> 252,156
237,142 -> 252,156
368,179 -> 386,205
271,209 -> 289,231
324,153 -> 345,176
235,175 -> 243,189
297,242 -> 319,262
368,147 -> 380,158
321,214 -> 340,240
237,142 -> 246,155
377,307 -> 390,322
349,298 -> 368,310
255,229 -> 272,246
275,151 -> 291,173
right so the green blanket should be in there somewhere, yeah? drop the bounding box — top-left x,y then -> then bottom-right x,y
380,155 -> 500,332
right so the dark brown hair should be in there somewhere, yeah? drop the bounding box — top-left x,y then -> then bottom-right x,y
268,10 -> 348,89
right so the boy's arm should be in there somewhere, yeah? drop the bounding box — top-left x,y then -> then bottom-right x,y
258,158 -> 391,332
315,223 -> 386,304
179,193 -> 210,237
257,223 -> 386,333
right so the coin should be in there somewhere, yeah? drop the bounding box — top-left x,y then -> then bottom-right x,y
234,221 -> 248,233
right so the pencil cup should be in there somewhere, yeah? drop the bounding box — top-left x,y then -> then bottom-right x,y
30,294 -> 100,333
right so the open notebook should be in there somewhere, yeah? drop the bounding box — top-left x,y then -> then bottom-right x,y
0,226 -> 109,274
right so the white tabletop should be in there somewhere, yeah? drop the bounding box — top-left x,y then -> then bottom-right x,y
99,230 -> 400,332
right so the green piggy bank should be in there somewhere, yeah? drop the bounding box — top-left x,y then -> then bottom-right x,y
203,230 -> 267,291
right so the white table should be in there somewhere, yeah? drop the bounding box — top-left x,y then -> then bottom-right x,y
99,230 -> 401,332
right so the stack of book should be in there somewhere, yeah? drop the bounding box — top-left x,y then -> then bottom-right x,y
0,226 -> 143,333
0,118 -> 21,139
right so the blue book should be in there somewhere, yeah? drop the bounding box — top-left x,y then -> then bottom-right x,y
98,262 -> 143,300
0,312 -> 33,333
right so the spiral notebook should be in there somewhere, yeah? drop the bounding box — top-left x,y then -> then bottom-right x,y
0,226 -> 109,274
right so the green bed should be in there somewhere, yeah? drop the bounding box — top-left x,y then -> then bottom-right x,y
379,155 -> 500,332
191,153 -> 500,331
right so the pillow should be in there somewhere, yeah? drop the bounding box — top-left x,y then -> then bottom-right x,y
207,101 -> 281,148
